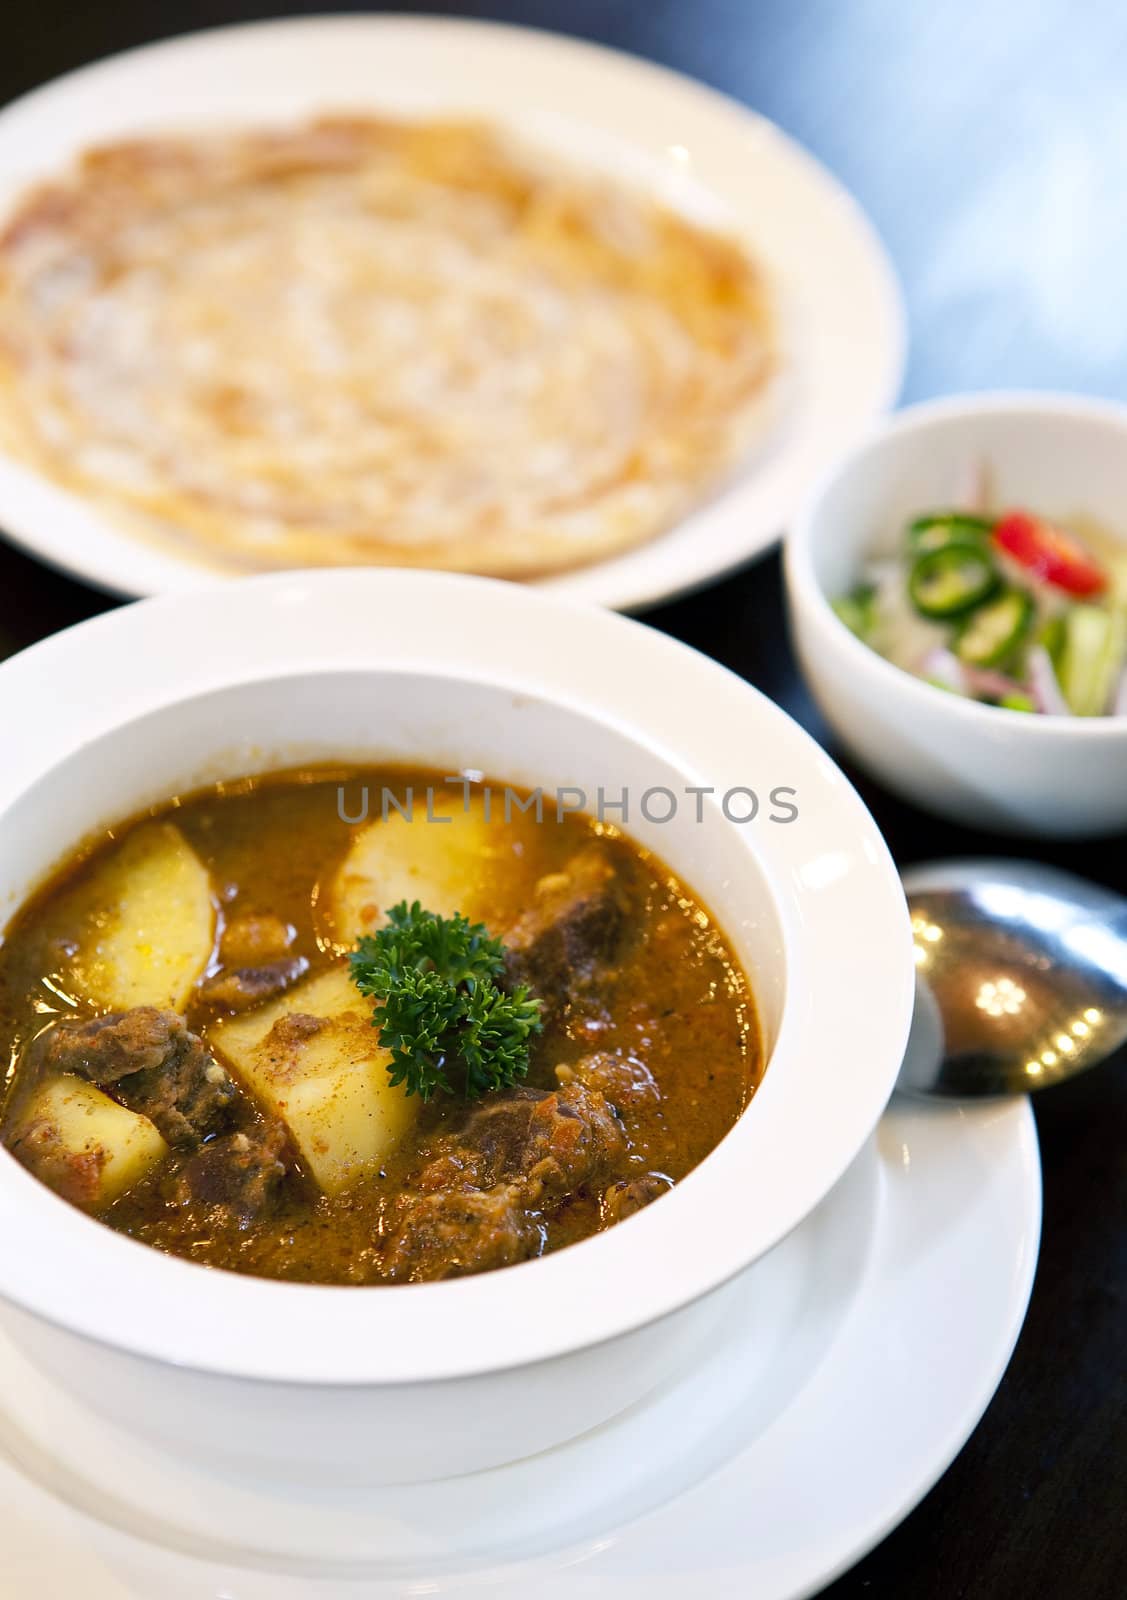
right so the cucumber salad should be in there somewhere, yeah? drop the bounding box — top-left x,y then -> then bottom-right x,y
835,495 -> 1127,716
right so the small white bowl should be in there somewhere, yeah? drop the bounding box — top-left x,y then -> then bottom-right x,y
0,569 -> 913,1486
786,393 -> 1127,836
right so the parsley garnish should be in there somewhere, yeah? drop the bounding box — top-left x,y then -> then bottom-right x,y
348,901 -> 543,1101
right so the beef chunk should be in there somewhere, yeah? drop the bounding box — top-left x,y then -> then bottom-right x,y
601,1171 -> 673,1225
37,1007 -> 184,1084
167,1122 -> 288,1230
126,1036 -> 235,1149
522,1082 -> 626,1205
382,1082 -> 626,1282
502,847 -> 631,1013
413,1088 -> 544,1192
197,956 -> 309,1012
556,1051 -> 660,1111
38,1008 -> 235,1148
417,1082 -> 626,1206
383,1186 -> 539,1283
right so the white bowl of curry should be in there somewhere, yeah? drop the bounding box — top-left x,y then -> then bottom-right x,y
0,569 -> 913,1484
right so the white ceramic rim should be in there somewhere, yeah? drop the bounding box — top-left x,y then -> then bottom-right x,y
0,569 -> 914,1386
786,389 -> 1127,734
0,1099 -> 1043,1595
0,12 -> 905,612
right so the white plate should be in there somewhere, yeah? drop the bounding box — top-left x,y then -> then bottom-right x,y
0,1094 -> 1039,1599
0,15 -> 905,611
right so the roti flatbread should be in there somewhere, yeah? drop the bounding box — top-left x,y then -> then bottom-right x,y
0,116 -> 778,577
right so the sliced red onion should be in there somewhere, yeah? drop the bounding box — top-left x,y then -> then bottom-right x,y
951,457 -> 990,514
1027,645 -> 1072,716
918,647 -> 969,694
920,647 -> 1045,708
962,663 -> 1033,701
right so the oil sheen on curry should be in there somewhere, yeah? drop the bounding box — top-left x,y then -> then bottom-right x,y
0,769 -> 759,1285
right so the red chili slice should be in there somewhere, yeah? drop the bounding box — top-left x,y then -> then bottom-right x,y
993,510 -> 1107,597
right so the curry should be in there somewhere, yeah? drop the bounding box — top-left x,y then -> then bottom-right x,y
0,767 -> 759,1285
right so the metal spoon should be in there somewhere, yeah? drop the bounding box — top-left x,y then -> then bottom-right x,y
898,859 -> 1127,1097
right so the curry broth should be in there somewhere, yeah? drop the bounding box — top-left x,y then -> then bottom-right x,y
0,767 -> 759,1284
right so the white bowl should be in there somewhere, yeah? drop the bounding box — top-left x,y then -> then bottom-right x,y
786,393 -> 1127,836
0,570 -> 913,1485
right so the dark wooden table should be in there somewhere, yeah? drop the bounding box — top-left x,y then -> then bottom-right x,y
2,3 -> 1125,1596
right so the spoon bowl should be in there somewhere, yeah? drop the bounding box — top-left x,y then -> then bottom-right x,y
898,860 -> 1127,1097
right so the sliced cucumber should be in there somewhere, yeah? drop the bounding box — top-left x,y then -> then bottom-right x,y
1037,612 -> 1067,669
909,542 -> 998,619
908,512 -> 994,554
832,583 -> 877,640
1059,605 -> 1127,716
954,588 -> 1034,669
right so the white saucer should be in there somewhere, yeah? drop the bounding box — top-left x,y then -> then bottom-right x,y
0,1093 -> 1039,1599
0,15 -> 904,611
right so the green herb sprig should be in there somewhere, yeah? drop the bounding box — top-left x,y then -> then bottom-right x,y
348,901 -> 542,1101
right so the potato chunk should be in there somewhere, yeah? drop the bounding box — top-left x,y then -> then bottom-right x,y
9,1076 -> 168,1208
209,966 -> 415,1195
333,790 -> 535,942
67,823 -> 216,1013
